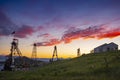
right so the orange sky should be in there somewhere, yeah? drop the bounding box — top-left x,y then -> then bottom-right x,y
0,36 -> 120,58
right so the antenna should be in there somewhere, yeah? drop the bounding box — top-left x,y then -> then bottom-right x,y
51,45 -> 58,62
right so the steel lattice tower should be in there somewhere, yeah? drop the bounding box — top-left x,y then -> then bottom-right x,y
77,48 -> 80,57
31,43 -> 37,60
51,45 -> 58,61
4,31 -> 23,71
10,38 -> 22,70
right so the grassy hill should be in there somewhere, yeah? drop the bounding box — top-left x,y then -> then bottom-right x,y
0,50 -> 120,80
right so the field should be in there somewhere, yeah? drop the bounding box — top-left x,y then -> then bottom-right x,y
0,50 -> 120,80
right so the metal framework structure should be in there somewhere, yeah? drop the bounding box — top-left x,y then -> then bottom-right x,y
51,45 -> 58,61
10,38 -> 22,70
31,43 -> 37,60
77,48 -> 80,57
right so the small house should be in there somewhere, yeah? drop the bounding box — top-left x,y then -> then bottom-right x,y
94,42 -> 118,53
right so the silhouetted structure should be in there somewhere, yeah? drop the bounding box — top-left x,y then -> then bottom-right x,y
51,46 -> 58,62
77,48 -> 80,57
31,43 -> 37,60
93,42 -> 118,53
4,38 -> 22,71
10,39 -> 22,69
4,31 -> 25,71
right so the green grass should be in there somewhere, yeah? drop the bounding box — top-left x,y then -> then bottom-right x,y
0,50 -> 120,80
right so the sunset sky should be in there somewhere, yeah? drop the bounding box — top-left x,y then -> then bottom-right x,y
0,0 -> 120,58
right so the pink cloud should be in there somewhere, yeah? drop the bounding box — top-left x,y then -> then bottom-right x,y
61,25 -> 105,43
37,33 -> 50,38
15,25 -> 35,38
98,27 -> 120,39
35,24 -> 120,46
37,26 -> 44,31
36,38 -> 62,46
39,22 -> 120,46
61,25 -> 120,43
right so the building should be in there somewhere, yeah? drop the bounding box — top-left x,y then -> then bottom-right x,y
93,42 -> 118,53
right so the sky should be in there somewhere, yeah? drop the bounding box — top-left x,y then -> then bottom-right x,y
0,0 -> 120,58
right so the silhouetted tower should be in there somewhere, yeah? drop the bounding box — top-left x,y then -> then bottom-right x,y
51,45 -> 58,61
4,31 -> 23,71
77,48 -> 80,57
10,38 -> 22,69
31,43 -> 37,60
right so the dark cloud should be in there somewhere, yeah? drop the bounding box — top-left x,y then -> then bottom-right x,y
15,25 -> 36,38
0,11 -> 17,36
0,11 -> 37,38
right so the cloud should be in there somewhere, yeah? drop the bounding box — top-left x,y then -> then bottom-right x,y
35,24 -> 120,46
0,11 -> 17,36
61,17 -> 120,42
61,25 -> 120,43
35,25 -> 106,46
37,26 -> 44,31
37,33 -> 50,38
15,25 -> 36,38
36,33 -> 62,46
61,25 -> 107,43
0,11 -> 37,38
98,27 -> 120,39
61,27 -> 81,43
36,38 -> 62,46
